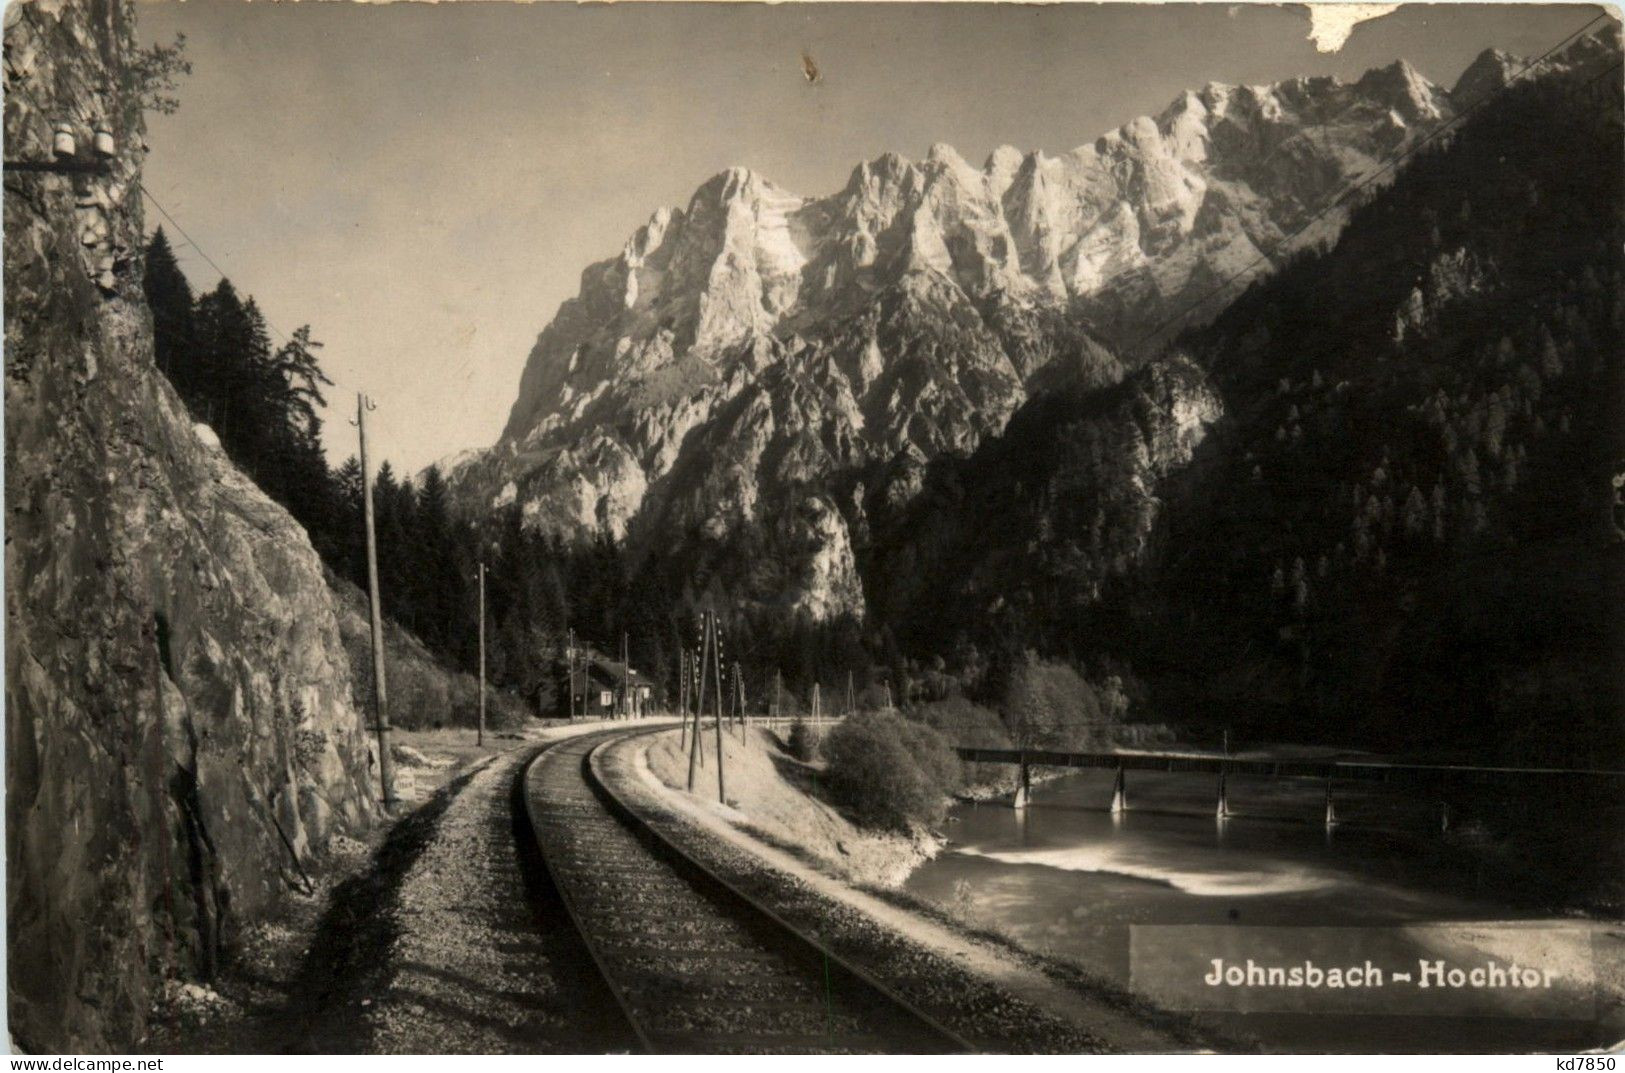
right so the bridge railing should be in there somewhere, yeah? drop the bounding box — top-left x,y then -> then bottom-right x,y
953,746 -> 1625,790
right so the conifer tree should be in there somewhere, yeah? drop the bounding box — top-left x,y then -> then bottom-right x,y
143,229 -> 196,391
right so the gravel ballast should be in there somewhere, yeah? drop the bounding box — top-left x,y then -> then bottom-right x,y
260,741 -> 636,1053
599,730 -> 1131,1052
360,748 -> 634,1052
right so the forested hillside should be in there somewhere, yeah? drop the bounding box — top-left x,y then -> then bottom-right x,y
143,234 -> 625,715
864,58 -> 1624,764
1164,65 -> 1623,762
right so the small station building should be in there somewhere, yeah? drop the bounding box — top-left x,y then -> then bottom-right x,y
565,656 -> 654,719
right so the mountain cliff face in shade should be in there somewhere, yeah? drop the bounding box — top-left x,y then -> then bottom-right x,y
444,47 -> 1555,620
4,0 -> 379,1049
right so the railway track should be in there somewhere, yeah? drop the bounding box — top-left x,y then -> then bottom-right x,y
522,728 -> 973,1054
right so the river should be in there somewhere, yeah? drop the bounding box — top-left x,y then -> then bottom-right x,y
903,766 -> 1621,1052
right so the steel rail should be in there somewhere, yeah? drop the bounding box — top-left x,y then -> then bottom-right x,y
584,726 -> 978,1051
520,731 -> 655,1052
522,726 -> 975,1053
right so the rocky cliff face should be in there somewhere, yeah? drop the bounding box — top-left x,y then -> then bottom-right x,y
4,0 -> 379,1050
447,52 -> 1483,617
863,352 -> 1224,651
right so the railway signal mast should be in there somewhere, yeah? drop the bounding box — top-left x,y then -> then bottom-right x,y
731,661 -> 747,740
692,641 -> 705,770
678,645 -> 689,749
567,628 -> 577,721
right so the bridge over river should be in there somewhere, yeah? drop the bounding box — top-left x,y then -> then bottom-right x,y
954,746 -> 1625,828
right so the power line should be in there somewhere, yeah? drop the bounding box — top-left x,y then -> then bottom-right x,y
137,178 -> 372,404
1126,11 -> 1613,354
137,182 -> 232,303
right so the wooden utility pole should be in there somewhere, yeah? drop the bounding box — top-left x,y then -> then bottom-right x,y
695,645 -> 705,766
353,393 -> 395,807
732,661 -> 747,739
622,631 -> 630,720
687,612 -> 711,790
712,613 -> 726,804
678,645 -> 687,746
476,561 -> 486,747
567,628 -> 576,721
774,670 -> 782,723
847,670 -> 855,716
811,680 -> 823,746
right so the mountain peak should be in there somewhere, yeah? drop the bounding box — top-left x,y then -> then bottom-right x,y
1356,57 -> 1448,120
693,165 -> 797,209
1448,24 -> 1622,108
843,149 -> 923,201
984,144 -> 1024,173
470,44 -> 1539,591
1451,47 -> 1523,104
925,141 -> 969,168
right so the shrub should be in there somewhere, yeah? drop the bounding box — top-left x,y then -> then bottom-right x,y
448,680 -> 529,732
387,657 -> 452,731
1002,655 -> 1120,750
787,715 -> 818,762
822,711 -> 960,832
914,696 -> 1010,790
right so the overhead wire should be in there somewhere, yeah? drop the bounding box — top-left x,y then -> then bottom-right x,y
136,178 -> 371,410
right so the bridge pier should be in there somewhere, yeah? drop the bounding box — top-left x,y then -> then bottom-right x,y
1012,760 -> 1031,810
1110,765 -> 1126,814
1439,800 -> 1451,833
1324,776 -> 1338,827
1216,769 -> 1229,819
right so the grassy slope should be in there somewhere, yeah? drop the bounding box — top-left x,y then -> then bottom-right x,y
644,726 -> 940,888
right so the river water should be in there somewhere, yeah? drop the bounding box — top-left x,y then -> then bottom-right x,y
902,767 -> 1620,1053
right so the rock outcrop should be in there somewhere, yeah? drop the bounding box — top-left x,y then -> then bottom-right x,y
4,0 -> 378,1050
863,352 -> 1224,642
446,51 -> 1495,617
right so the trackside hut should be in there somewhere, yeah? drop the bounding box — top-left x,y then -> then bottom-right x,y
566,656 -> 654,718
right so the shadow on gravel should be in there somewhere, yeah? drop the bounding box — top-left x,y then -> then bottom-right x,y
267,761 -> 490,1052
255,745 -> 638,1054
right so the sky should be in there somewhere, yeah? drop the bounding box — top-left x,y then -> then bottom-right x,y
134,0 -> 1603,474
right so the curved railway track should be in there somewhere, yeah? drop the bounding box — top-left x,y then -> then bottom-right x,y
522,728 -> 973,1054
